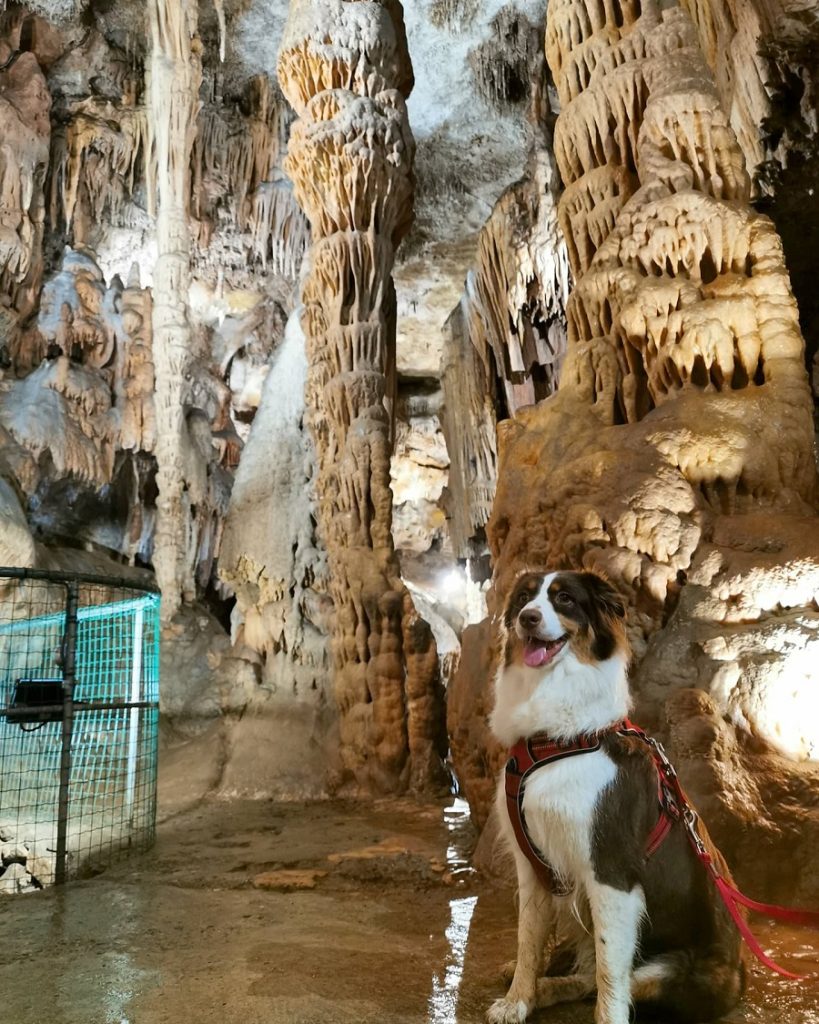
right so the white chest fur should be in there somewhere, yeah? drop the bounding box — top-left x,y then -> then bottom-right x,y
521,749 -> 617,884
490,651 -> 631,748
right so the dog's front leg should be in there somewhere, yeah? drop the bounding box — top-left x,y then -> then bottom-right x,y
487,859 -> 553,1024
585,878 -> 644,1024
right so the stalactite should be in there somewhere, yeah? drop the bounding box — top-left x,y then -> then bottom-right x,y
147,0 -> 202,620
0,29 -> 50,337
48,106 -> 149,241
191,74 -> 305,265
444,97 -> 571,555
463,147 -> 571,415
213,0 -> 226,63
440,301 -> 498,558
246,173 -> 310,277
278,0 -> 445,793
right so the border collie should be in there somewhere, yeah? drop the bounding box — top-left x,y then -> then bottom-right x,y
487,569 -> 746,1024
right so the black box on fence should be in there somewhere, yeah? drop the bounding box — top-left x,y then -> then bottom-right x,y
5,679 -> 65,725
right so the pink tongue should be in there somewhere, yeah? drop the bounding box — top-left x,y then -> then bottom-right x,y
524,641 -> 558,668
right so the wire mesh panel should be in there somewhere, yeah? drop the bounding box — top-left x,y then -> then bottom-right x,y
0,569 -> 160,892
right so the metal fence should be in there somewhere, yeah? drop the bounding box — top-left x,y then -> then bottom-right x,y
0,568 -> 160,892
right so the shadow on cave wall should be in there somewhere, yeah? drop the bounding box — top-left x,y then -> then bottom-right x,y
755,33 -> 819,410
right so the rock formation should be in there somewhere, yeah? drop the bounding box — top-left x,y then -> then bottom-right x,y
441,83 -> 571,557
218,311 -> 336,798
277,0 -> 445,793
449,0 -> 819,900
147,0 -> 202,620
0,15 -> 50,387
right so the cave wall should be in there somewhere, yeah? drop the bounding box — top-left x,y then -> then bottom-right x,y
450,0 -> 819,902
0,2 -> 326,800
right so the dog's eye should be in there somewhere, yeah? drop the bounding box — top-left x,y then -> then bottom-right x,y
554,591 -> 574,607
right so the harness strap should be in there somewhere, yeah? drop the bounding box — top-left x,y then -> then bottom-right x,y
505,734 -> 600,894
504,722 -> 674,895
505,718 -> 819,979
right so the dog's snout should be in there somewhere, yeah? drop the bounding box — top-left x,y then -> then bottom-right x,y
518,607 -> 542,630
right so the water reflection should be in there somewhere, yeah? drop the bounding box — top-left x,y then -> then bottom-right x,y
428,895 -> 479,1024
428,796 -> 479,1023
443,797 -> 475,884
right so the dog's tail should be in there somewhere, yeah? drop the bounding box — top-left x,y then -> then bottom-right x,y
631,950 -> 746,1022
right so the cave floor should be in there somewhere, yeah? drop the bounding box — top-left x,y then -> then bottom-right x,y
0,796 -> 817,1024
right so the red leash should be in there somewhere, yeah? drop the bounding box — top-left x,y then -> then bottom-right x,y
619,721 -> 819,980
505,720 -> 819,979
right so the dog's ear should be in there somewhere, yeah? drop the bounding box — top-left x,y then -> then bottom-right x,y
582,573 -> 626,620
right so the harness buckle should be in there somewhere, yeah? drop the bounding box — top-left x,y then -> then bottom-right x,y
683,807 -> 708,856
647,736 -> 678,779
660,781 -> 681,819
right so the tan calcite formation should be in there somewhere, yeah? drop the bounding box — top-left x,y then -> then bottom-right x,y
442,146 -> 570,556
116,265 -> 156,458
390,401 -> 449,558
440,302 -> 499,559
451,0 -> 819,895
677,0 -> 770,177
678,0 -> 819,184
0,248 -> 158,556
46,28 -> 147,246
147,0 -> 203,620
0,30 -> 50,356
278,0 -> 445,793
192,74 -> 310,278
464,148 -> 571,416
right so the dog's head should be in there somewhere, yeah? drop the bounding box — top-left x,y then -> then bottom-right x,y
502,570 -> 628,670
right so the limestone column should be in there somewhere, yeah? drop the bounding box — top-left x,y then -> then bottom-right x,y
278,1 -> 444,792
147,0 -> 202,620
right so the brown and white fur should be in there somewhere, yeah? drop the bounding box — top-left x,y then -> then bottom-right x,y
487,570 -> 746,1024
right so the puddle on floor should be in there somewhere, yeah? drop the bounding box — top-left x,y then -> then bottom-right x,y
0,796 -> 816,1023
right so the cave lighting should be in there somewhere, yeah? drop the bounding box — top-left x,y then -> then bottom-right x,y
439,568 -> 465,599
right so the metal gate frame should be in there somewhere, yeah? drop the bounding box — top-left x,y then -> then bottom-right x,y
0,567 -> 160,886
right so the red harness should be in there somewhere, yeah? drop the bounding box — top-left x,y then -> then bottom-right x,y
505,718 -> 819,978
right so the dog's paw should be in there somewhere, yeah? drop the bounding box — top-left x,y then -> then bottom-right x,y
499,959 -> 517,982
486,997 -> 529,1024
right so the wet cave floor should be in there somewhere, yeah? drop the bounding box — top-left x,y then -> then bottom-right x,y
0,797 -> 818,1024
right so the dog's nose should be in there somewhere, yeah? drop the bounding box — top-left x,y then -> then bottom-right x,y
519,608 -> 542,631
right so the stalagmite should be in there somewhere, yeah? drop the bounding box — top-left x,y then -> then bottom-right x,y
277,0 -> 445,792
450,0 -> 819,898
218,312 -> 335,798
147,0 -> 202,620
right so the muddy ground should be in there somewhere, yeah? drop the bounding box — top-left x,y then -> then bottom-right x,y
0,796 -> 817,1023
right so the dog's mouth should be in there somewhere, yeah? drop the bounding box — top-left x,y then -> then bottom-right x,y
522,635 -> 568,668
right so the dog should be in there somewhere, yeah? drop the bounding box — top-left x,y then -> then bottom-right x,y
486,569 -> 746,1024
